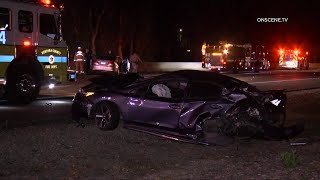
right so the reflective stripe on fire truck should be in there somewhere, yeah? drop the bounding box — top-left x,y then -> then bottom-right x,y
293,54 -> 298,67
279,54 -> 284,65
0,55 -> 14,62
0,45 -> 15,55
0,55 -> 67,63
37,56 -> 67,63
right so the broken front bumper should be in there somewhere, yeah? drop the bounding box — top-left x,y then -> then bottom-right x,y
71,92 -> 93,121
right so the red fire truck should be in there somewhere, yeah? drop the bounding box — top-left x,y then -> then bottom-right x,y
201,42 -> 270,72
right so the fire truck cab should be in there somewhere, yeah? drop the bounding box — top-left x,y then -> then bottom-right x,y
0,0 -> 69,103
278,49 -> 309,70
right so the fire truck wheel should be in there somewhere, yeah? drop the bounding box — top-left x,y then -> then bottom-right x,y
299,62 -> 304,70
5,64 -> 42,104
305,61 -> 309,70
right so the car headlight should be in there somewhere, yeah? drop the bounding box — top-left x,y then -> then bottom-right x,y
270,99 -> 281,106
85,92 -> 95,97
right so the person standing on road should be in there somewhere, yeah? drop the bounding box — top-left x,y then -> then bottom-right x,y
129,52 -> 142,73
74,47 -> 85,74
84,48 -> 92,74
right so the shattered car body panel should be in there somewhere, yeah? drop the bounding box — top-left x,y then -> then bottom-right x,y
72,70 -> 288,145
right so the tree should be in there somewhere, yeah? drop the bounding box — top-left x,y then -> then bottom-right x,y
88,7 -> 105,58
61,0 -> 156,60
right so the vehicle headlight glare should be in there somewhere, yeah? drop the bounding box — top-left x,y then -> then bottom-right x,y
85,92 -> 95,97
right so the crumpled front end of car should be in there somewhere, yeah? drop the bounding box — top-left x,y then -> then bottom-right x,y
71,89 -> 94,122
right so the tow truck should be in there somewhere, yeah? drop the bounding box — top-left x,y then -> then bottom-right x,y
201,42 -> 270,73
278,48 -> 309,70
0,0 -> 72,103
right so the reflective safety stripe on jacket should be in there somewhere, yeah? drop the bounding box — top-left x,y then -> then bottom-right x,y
74,51 -> 84,61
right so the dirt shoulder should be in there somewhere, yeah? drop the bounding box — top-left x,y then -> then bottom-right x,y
1,89 -> 320,179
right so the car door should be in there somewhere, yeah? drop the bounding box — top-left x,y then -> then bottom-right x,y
127,78 -> 187,129
178,81 -> 227,128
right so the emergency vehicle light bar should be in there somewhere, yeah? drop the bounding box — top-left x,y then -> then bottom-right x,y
279,49 -> 284,55
39,0 -> 51,5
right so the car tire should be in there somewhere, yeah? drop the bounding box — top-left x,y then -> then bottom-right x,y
305,61 -> 309,70
299,62 -> 303,70
93,102 -> 119,130
5,65 -> 42,104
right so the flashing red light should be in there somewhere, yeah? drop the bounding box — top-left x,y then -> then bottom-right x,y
306,51 -> 309,55
40,0 -> 51,5
23,41 -> 31,46
279,49 -> 284,55
294,50 -> 299,55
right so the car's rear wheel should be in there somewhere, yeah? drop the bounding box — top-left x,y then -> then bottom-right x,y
93,102 -> 119,130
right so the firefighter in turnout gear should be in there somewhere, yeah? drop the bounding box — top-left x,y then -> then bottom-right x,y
74,47 -> 85,74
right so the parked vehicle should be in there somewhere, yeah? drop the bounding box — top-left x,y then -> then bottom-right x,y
92,55 -> 117,73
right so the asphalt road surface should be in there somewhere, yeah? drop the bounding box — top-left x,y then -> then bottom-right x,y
0,69 -> 320,128
230,70 -> 320,91
0,97 -> 73,128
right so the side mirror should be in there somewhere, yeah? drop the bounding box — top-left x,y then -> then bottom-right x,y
222,88 -> 231,96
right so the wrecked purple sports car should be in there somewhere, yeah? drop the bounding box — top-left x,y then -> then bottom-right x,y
72,70 -> 301,145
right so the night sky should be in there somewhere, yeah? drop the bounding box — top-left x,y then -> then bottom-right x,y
155,0 -> 320,46
57,0 -> 320,60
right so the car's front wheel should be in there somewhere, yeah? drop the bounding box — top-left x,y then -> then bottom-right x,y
93,102 -> 119,130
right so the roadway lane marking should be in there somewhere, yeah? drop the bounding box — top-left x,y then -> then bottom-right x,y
250,78 -> 320,84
